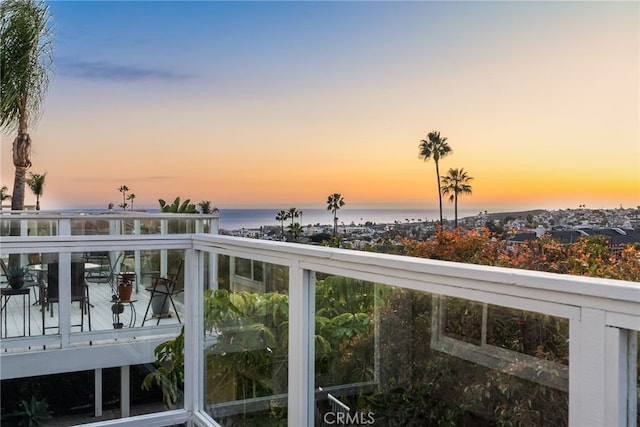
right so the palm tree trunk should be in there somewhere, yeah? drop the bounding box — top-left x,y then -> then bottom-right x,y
454,195 -> 458,228
435,159 -> 443,225
11,132 -> 31,211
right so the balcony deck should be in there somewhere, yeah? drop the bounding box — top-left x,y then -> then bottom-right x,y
1,278 -> 182,348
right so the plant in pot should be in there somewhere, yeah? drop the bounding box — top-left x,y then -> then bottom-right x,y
7,265 -> 28,289
112,299 -> 125,329
118,273 -> 135,301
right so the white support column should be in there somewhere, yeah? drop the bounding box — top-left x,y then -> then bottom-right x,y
184,248 -> 199,416
134,220 -> 141,292
604,326 -> 627,426
160,220 -> 168,276
95,368 -> 103,417
59,252 -> 71,348
287,264 -> 315,427
570,308 -> 607,426
121,365 -> 130,418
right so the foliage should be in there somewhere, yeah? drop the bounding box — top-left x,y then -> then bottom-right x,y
440,167 -> 473,228
403,228 -> 640,281
197,200 -> 218,214
158,196 -> 198,214
25,171 -> 45,210
326,193 -> 346,237
16,396 -> 51,427
142,326 -> 185,407
7,264 -> 28,277
1,0 -> 53,211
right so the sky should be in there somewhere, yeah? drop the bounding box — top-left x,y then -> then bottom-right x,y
1,0 -> 638,212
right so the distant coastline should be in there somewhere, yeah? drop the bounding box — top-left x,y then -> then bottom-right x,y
216,208 -> 478,231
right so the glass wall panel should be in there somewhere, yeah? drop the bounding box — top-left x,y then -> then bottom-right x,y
313,282 -> 569,426
0,365 -> 170,425
203,255 -> 289,425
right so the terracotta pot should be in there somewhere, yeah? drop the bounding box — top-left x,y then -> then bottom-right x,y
118,284 -> 133,301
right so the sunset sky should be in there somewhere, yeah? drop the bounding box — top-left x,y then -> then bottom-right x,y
1,1 -> 638,212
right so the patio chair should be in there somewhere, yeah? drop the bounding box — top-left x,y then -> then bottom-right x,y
42,262 -> 92,332
141,258 -> 183,326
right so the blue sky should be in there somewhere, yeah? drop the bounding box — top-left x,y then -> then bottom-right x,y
2,1 -> 638,211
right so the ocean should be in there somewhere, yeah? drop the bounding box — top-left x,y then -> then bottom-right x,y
217,208 -> 479,231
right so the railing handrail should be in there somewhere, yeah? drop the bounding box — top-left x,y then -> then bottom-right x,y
2,233 -> 639,319
0,210 -> 220,220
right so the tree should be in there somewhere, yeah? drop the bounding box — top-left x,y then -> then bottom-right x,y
286,207 -> 300,229
326,193 -> 345,237
0,185 -> 11,210
440,168 -> 473,228
1,0 -> 54,211
418,131 -> 452,225
275,210 -> 287,236
25,171 -> 45,210
118,185 -> 129,210
288,222 -> 303,242
198,200 -> 218,214
126,193 -> 135,211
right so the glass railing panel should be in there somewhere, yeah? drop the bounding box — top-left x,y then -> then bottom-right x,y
312,283 -> 569,426
70,218 -> 110,235
203,254 -> 289,425
1,250 -> 52,341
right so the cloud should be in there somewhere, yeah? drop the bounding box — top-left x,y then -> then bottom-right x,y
58,59 -> 192,82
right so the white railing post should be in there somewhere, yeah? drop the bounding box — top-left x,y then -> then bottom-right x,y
58,251 -> 71,348
184,248 -> 199,416
287,264 -> 315,427
571,307 -> 607,426
604,326 -> 628,426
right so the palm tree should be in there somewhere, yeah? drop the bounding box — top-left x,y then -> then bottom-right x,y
198,200 -> 218,214
418,130 -> 452,225
1,0 -> 54,211
118,185 -> 129,210
275,210 -> 287,236
0,185 -> 11,211
440,168 -> 473,228
288,222 -> 303,242
326,193 -> 345,237
287,207 -> 300,229
25,171 -> 45,210
126,193 -> 136,211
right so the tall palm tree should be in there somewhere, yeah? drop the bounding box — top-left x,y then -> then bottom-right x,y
418,130 -> 452,225
275,210 -> 287,236
25,171 -> 45,210
440,168 -> 473,228
0,185 -> 11,211
1,0 -> 54,211
127,193 -> 136,211
286,207 -> 300,229
118,185 -> 129,210
326,193 -> 345,237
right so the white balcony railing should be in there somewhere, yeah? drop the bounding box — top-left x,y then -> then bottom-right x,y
0,212 -> 638,427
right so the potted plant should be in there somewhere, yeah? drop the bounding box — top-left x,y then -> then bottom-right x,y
112,298 -> 125,329
118,273 -> 134,301
7,265 -> 28,289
